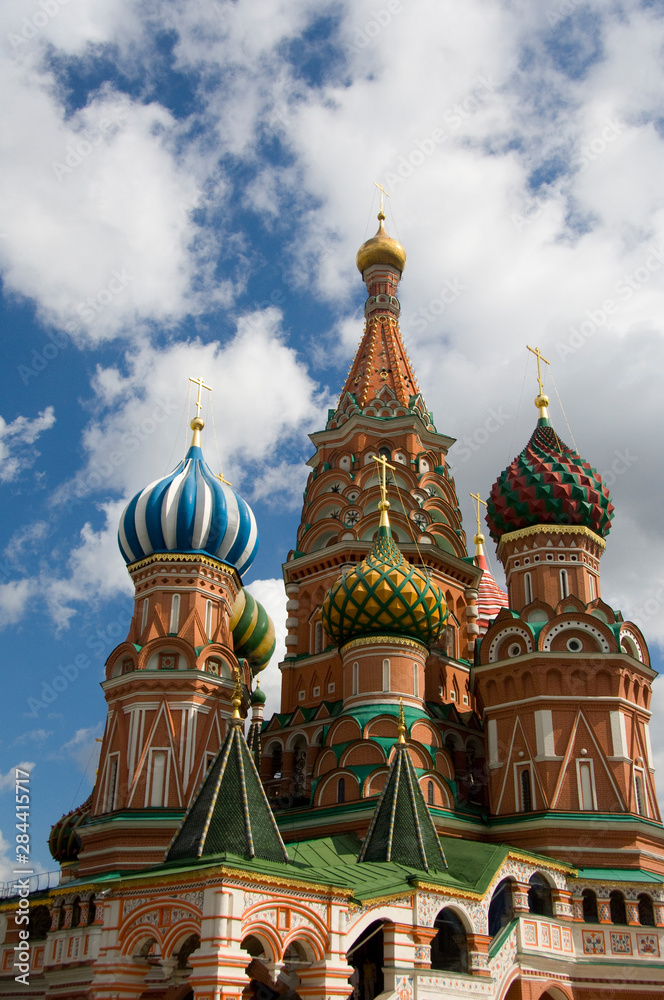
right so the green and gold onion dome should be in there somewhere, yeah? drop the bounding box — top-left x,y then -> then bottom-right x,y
322,499 -> 447,648
230,589 -> 276,675
486,397 -> 614,543
356,211 -> 407,274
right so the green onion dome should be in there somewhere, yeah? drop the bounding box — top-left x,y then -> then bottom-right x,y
230,589 -> 276,675
486,416 -> 614,542
48,795 -> 92,863
322,507 -> 447,648
250,681 -> 267,705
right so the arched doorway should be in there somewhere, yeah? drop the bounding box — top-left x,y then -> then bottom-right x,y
430,907 -> 468,973
347,920 -> 385,1000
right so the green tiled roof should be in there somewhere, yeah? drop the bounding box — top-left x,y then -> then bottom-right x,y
575,868 -> 664,884
358,744 -> 446,872
166,723 -> 288,864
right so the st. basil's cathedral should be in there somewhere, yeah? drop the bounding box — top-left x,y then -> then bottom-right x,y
1,210 -> 663,1000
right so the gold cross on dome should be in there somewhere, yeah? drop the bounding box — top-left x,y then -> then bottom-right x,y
469,491 -> 487,536
373,453 -> 396,504
189,376 -> 212,418
526,345 -> 550,396
373,181 -> 390,213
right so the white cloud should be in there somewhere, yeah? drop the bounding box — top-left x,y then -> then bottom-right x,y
13,729 -> 52,747
0,761 -> 35,792
57,725 -> 103,783
58,308 -> 330,505
0,407 -> 55,482
0,581 -> 34,630
0,65 -> 229,344
245,577 -> 288,720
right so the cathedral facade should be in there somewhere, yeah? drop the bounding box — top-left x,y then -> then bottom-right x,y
1,214 -> 663,1000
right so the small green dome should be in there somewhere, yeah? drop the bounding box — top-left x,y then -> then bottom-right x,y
322,521 -> 447,648
251,683 -> 267,705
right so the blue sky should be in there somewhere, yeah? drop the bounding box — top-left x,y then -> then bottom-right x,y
2,0 -> 664,883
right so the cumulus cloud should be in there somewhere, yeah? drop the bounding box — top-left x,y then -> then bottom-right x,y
245,577 -> 288,719
57,724 -> 103,783
0,407 -> 55,482
0,580 -> 34,630
0,761 -> 35,792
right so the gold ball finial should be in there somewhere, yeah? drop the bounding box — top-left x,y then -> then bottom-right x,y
397,698 -> 406,745
474,532 -> 485,546
535,393 -> 550,418
190,416 -> 204,432
378,498 -> 390,512
231,666 -> 243,723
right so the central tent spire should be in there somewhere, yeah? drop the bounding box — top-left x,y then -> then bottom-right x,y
329,198 -> 436,431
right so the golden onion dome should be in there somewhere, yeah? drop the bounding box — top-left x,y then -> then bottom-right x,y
356,211 -> 407,274
322,507 -> 447,648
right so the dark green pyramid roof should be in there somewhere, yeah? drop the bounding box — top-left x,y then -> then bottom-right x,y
358,744 -> 446,872
166,723 -> 288,864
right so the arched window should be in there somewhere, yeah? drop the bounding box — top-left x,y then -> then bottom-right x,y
610,890 -> 627,925
638,893 -> 655,927
149,751 -> 167,807
428,781 -> 434,806
588,573 -> 595,600
582,889 -> 598,923
430,908 -> 468,973
337,777 -> 345,804
488,879 -> 514,938
382,658 -> 390,692
270,743 -> 282,778
524,572 -> 533,604
314,620 -> 324,654
520,768 -> 532,812
528,873 -> 553,917
169,593 -> 180,634
177,934 -> 201,970
28,905 -> 50,941
205,599 -> 213,639
352,662 -> 359,696
141,597 -> 149,631
71,897 -> 81,928
413,662 -> 419,698
87,895 -> 96,926
560,568 -> 569,599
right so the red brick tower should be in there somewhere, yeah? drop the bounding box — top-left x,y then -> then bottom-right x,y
56,399 -> 274,877
473,371 -> 663,871
260,212 -> 487,834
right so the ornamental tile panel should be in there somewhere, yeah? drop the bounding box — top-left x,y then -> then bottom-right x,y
610,931 -> 632,954
582,930 -> 605,955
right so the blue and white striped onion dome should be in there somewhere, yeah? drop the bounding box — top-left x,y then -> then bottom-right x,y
118,431 -> 258,576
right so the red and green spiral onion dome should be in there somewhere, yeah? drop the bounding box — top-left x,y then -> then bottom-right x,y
486,415 -> 614,543
48,795 -> 92,863
322,502 -> 447,648
230,589 -> 276,675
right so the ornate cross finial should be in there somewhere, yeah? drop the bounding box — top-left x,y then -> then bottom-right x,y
189,376 -> 212,419
469,491 -> 487,536
526,345 -> 550,397
397,698 -> 406,745
373,181 -> 390,214
373,453 -> 396,505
